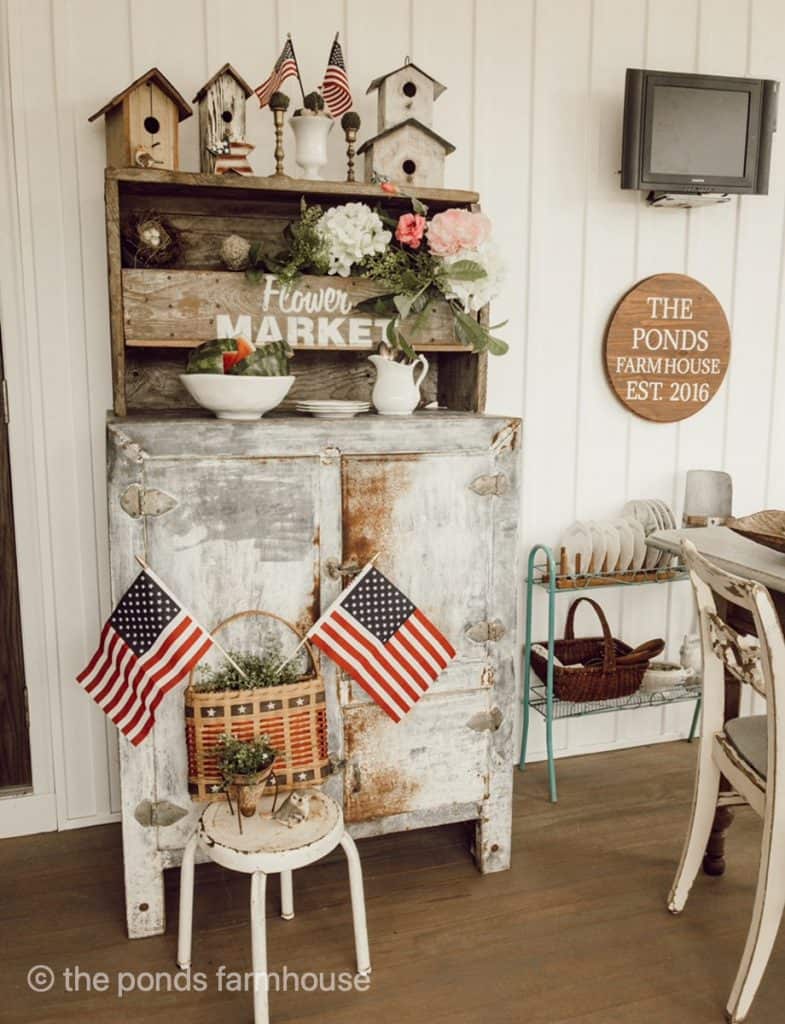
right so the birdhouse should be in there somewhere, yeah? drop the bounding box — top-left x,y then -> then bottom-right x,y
360,59 -> 453,188
192,63 -> 254,173
88,68 -> 192,171
358,120 -> 454,188
366,60 -> 446,131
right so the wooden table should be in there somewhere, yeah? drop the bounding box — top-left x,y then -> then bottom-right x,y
649,526 -> 785,875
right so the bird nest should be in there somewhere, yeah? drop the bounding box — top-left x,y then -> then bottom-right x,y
121,211 -> 182,268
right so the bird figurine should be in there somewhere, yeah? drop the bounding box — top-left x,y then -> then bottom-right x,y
272,790 -> 312,828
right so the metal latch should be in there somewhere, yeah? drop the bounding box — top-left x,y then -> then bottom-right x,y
120,484 -> 178,519
326,557 -> 363,581
465,619 -> 506,643
134,799 -> 189,828
469,473 -> 509,496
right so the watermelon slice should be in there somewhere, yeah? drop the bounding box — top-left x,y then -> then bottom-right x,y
221,337 -> 255,374
222,352 -> 243,372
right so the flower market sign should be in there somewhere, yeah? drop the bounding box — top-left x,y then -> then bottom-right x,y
604,273 -> 730,423
121,201 -> 508,355
122,269 -> 445,349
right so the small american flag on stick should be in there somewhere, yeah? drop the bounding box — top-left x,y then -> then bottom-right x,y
307,563 -> 455,721
76,565 -> 214,746
255,36 -> 300,108
321,34 -> 352,117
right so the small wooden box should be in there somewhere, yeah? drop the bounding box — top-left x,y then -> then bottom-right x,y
104,169 -> 488,415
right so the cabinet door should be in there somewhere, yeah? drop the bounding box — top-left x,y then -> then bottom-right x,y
339,451 -> 503,824
141,455 -> 321,851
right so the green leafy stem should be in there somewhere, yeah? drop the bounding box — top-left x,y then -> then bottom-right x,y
355,258 -> 508,359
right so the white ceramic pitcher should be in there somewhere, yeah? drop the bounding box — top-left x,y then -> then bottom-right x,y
368,353 -> 429,415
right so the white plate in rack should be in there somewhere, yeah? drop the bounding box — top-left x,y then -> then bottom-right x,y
612,519 -> 635,572
560,522 -> 593,575
624,516 -> 647,571
601,521 -> 622,573
587,522 -> 608,574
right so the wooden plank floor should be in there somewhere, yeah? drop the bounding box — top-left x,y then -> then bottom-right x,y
1,742 -> 784,1023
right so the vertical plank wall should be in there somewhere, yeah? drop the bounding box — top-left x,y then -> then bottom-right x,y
2,0 -> 785,827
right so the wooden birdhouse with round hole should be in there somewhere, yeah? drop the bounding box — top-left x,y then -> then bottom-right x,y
359,59 -> 454,188
192,63 -> 254,173
88,67 -> 192,171
367,59 -> 446,131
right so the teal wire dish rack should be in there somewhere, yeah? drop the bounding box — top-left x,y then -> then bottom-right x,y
518,543 -> 702,803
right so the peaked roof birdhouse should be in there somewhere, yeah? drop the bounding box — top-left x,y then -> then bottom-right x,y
360,59 -> 452,188
366,60 -> 446,131
89,68 -> 191,170
192,63 -> 254,173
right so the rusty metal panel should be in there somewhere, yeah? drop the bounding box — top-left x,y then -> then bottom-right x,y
342,692 -> 489,823
340,451 -> 497,697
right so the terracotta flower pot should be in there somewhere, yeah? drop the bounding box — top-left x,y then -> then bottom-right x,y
227,764 -> 274,817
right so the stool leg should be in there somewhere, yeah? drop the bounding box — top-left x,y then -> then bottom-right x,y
340,832 -> 371,976
250,871 -> 269,1024
176,831 -> 198,970
280,870 -> 294,920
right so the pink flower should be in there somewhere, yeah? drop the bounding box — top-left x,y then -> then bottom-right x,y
427,209 -> 492,256
380,181 -> 398,194
395,213 -> 427,249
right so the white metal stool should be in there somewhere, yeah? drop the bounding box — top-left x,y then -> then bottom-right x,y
177,791 -> 371,1024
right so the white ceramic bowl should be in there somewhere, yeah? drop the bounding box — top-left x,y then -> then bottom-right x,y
180,374 -> 294,420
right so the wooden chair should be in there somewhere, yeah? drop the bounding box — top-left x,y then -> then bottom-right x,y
669,539 -> 785,1023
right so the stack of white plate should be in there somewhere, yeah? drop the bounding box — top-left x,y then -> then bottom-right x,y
295,400 -> 371,420
558,498 -> 677,576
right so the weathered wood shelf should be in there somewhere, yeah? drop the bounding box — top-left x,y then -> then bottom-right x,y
107,166 -> 480,204
105,169 -> 488,416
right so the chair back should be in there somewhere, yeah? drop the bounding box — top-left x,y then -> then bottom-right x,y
681,539 -> 785,750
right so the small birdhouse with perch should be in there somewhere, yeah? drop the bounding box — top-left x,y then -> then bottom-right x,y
192,63 -> 254,173
88,67 -> 192,170
359,58 -> 453,188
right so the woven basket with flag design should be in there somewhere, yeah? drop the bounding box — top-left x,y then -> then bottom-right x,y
184,610 -> 329,802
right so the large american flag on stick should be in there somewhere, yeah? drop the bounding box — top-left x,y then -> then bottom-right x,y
308,564 -> 455,721
76,567 -> 214,746
255,37 -> 299,108
321,35 -> 352,117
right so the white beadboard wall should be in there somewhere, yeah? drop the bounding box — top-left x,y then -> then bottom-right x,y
1,0 -> 785,831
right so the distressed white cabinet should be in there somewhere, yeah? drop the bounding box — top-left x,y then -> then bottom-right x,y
107,412 -> 521,938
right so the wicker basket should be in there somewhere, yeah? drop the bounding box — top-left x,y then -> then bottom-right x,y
530,597 -> 664,703
185,610 -> 329,802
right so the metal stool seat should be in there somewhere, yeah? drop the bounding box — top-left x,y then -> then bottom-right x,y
177,791 -> 370,1023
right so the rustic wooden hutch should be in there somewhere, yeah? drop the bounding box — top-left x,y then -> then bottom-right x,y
103,168 -> 520,940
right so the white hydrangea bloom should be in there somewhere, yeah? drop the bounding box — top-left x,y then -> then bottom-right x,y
316,202 -> 392,277
439,242 -> 506,313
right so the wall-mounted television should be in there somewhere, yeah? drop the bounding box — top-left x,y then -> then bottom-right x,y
621,68 -> 778,196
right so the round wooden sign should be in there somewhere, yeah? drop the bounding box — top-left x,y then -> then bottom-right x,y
604,273 -> 730,423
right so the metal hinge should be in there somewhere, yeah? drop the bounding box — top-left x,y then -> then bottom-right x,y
465,619 -> 506,643
490,421 -> 520,453
468,473 -> 509,496
23,686 -> 30,730
1,378 -> 8,424
120,484 -> 178,519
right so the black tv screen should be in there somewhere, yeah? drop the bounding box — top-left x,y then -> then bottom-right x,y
622,69 -> 778,195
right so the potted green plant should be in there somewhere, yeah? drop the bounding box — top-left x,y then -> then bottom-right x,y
215,733 -> 278,818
